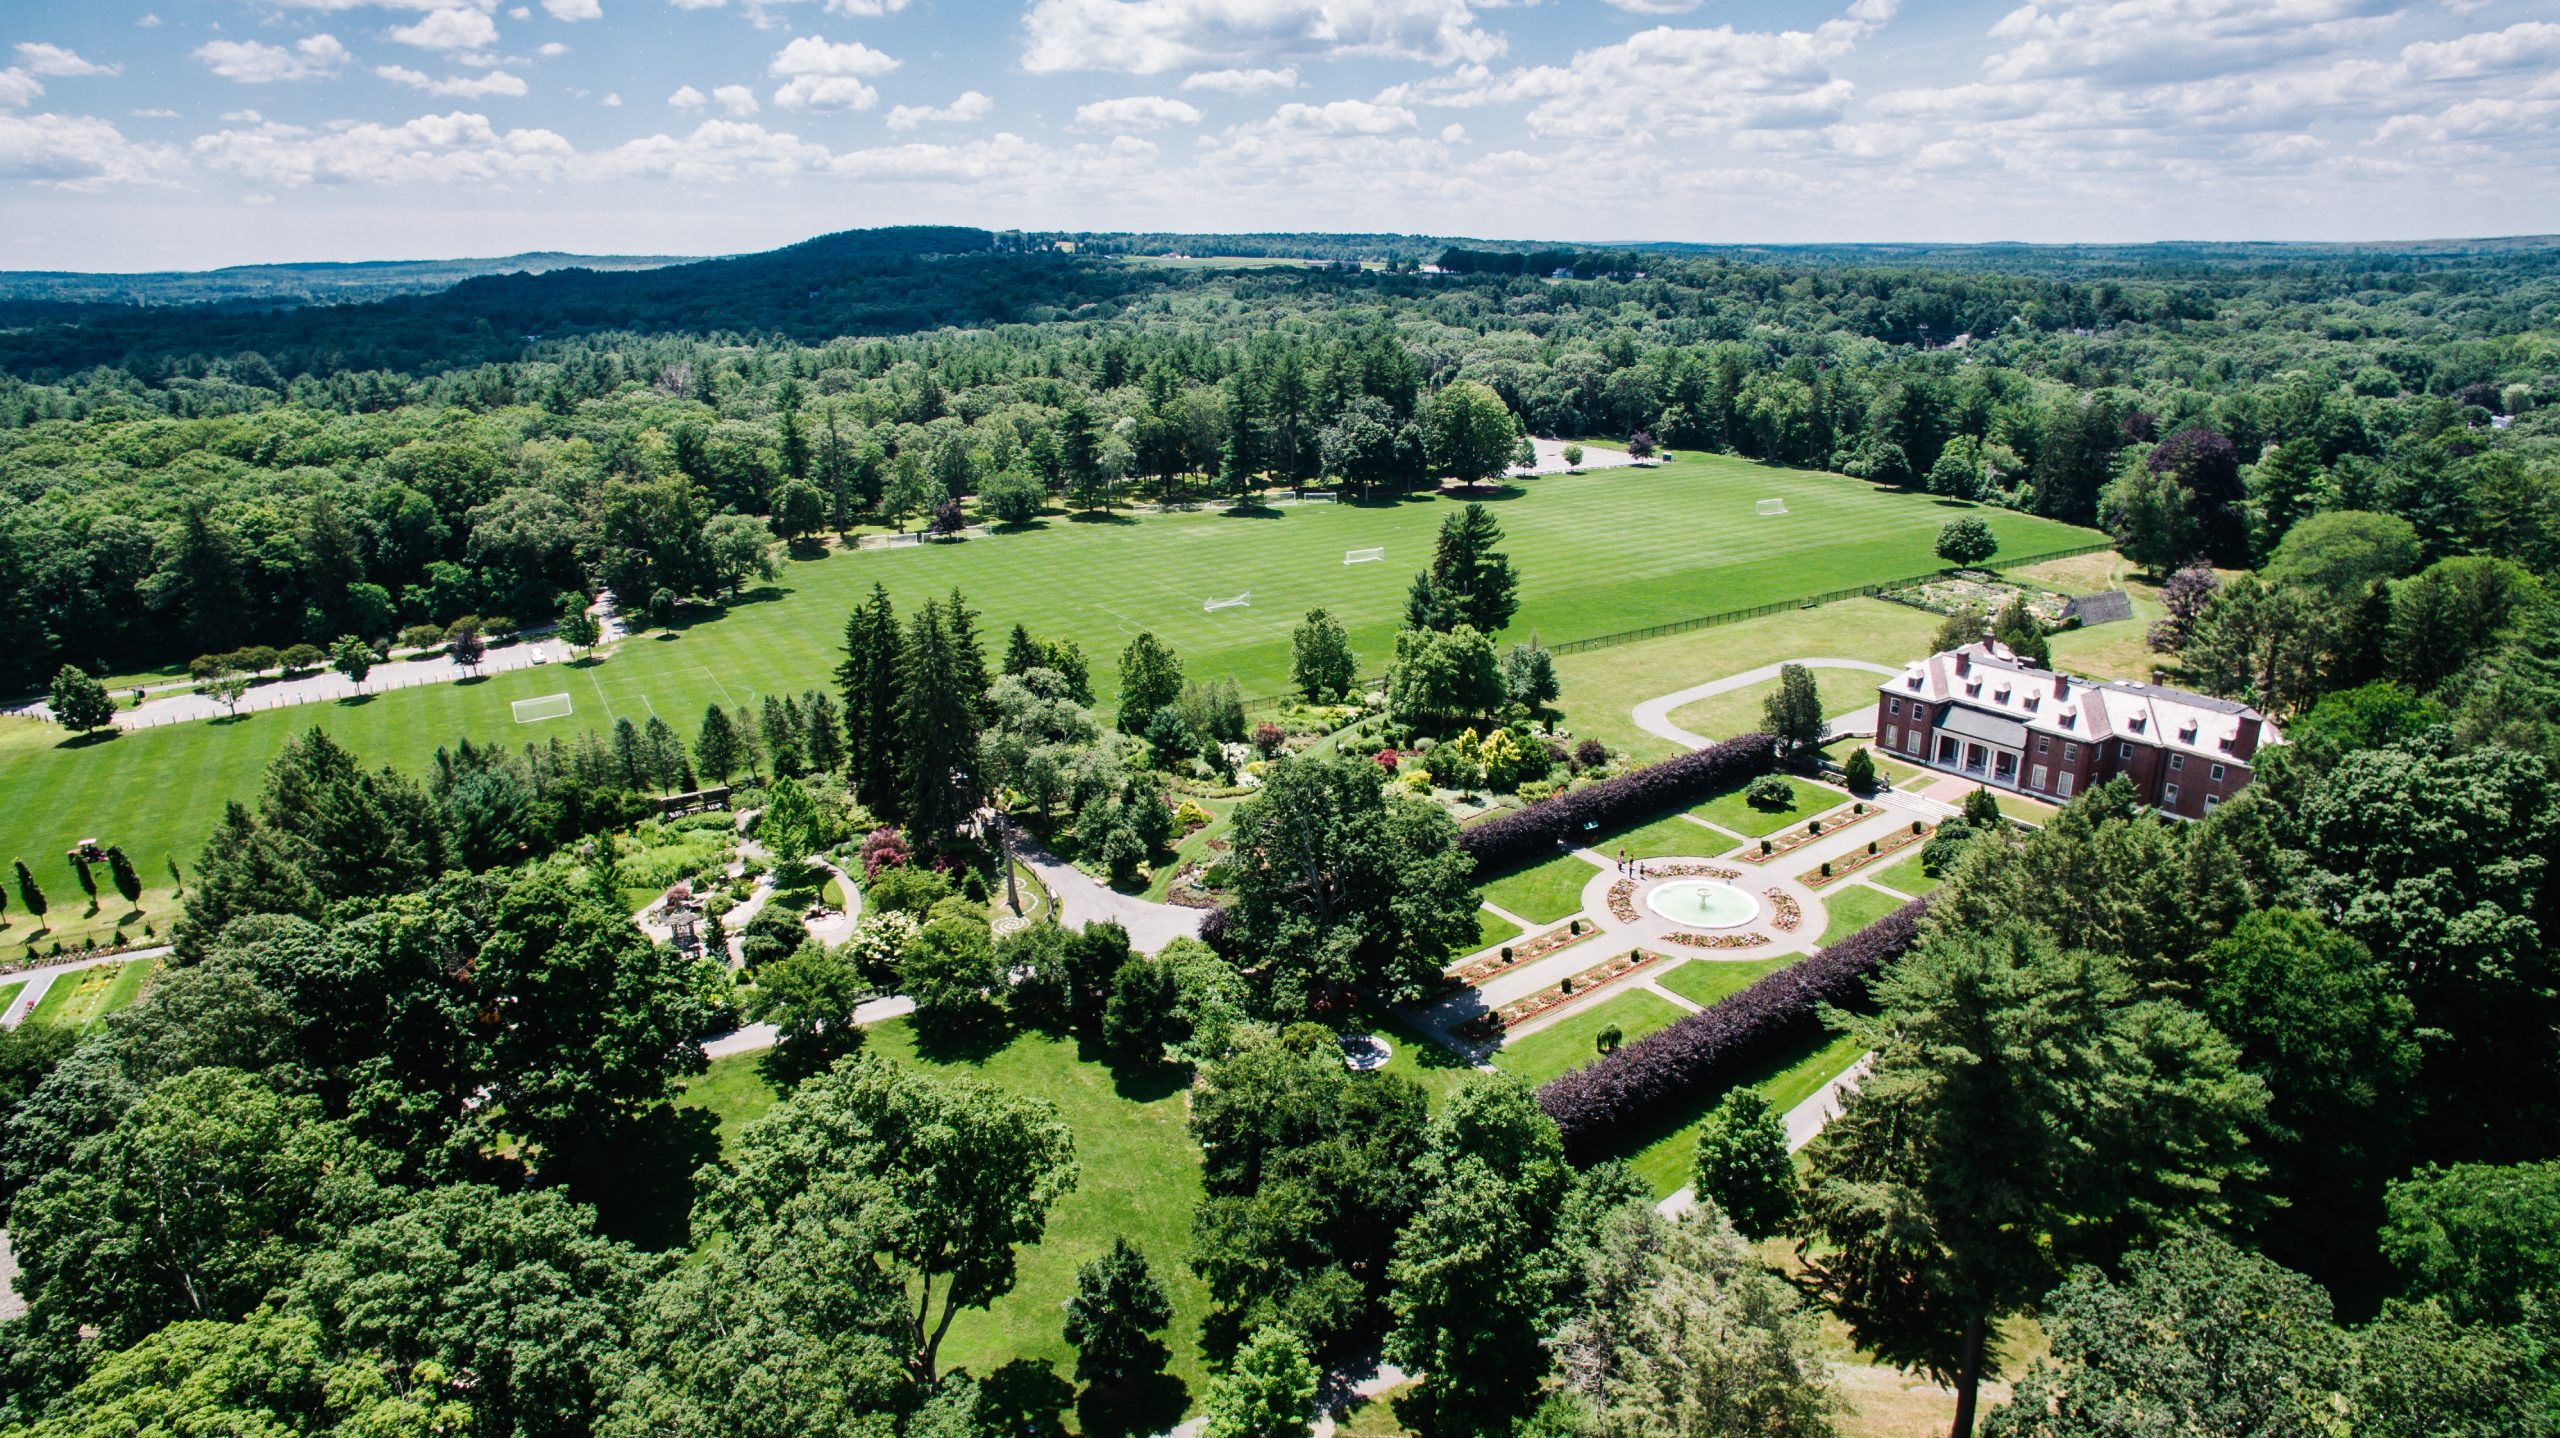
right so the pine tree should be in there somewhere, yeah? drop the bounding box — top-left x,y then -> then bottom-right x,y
897,600 -> 984,845
13,859 -> 47,930
800,691 -> 847,776
1290,608 -> 1357,703
839,585 -> 904,811
945,587 -> 990,716
1410,504 -> 1519,634
1992,593 -> 2052,668
1762,662 -> 1825,756
105,846 -> 142,911
1116,632 -> 1184,735
761,693 -> 806,777
1004,623 -> 1045,678
612,717 -> 645,790
696,703 -> 741,782
642,715 -> 688,792
70,853 -> 98,913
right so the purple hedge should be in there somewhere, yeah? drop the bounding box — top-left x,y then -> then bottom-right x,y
1461,733 -> 1778,877
1537,894 -> 1930,1158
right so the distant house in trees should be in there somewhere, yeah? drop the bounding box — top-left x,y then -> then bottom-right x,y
1874,640 -> 2280,819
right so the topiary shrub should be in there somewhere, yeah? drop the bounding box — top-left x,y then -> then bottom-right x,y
1745,774 -> 1793,810
1844,746 -> 1879,794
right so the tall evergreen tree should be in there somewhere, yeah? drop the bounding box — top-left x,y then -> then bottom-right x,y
1063,1237 -> 1175,1390
1004,623 -> 1045,678
13,859 -> 46,930
1116,632 -> 1185,735
898,600 -> 984,845
696,703 -> 741,783
1406,504 -> 1519,634
800,690 -> 847,776
838,584 -> 905,811
945,588 -> 990,716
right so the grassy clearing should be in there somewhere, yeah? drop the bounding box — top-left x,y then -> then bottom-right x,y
1817,884 -> 1908,947
1688,776 -> 1826,839
0,465 -> 2090,879
1653,956 -> 1788,1008
1491,988 -> 1687,1088
1474,907 -> 1525,953
1615,1020 -> 1871,1197
0,979 -> 22,1014
1861,849 -> 1941,898
677,1017 -> 1216,1406
1596,813 -> 1733,863
27,958 -> 156,1031
1823,737 -> 1927,789
1666,668 -> 1888,746
1478,852 -> 1601,926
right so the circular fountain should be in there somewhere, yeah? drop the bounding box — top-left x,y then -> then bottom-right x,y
1645,879 -> 1759,930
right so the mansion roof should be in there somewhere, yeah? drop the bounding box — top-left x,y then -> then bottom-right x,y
1881,641 -> 2282,762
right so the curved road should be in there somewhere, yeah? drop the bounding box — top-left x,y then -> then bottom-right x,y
1630,657 -> 1897,752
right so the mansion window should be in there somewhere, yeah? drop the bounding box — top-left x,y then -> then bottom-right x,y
2170,753 -> 2185,772
2164,783 -> 2181,806
2210,763 -> 2227,782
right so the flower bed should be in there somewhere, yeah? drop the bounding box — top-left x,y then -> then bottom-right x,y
1797,822 -> 1933,888
1644,860 -> 1742,880
1737,803 -> 1865,864
1662,929 -> 1772,950
1444,921 -> 1594,989
1764,888 -> 1804,932
1607,879 -> 1639,923
1458,947 -> 1668,1042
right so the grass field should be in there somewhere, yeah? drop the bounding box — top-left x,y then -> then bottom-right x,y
0,462 -> 2093,886
678,1017 -> 1216,1408
1688,775 -> 1824,839
1621,1028 -> 1869,1196
1666,669 -> 1889,745
1599,813 -> 1734,863
1474,908 -> 1525,953
1478,852 -> 1600,926
1491,988 -> 1687,1087
1817,884 -> 1908,946
1862,848 -> 1940,898
1654,955 -> 1787,1008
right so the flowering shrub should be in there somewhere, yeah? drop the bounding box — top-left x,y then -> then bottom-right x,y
858,826 -> 911,878
1537,895 -> 1929,1156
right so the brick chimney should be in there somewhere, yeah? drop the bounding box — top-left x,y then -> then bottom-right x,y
2232,714 -> 2263,760
2053,671 -> 2068,700
1955,650 -> 1971,675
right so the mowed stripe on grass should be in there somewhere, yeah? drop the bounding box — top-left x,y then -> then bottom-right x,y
0,457 -> 2093,883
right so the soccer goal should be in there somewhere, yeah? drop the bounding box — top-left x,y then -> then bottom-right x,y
1755,499 -> 1789,516
1203,592 -> 1252,612
1344,547 -> 1386,564
512,692 -> 574,724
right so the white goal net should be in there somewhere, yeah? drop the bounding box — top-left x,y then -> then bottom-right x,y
512,692 -> 574,723
1203,592 -> 1252,612
1755,499 -> 1789,516
1344,547 -> 1385,564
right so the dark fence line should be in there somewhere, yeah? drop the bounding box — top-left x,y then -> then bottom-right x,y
1544,541 -> 2114,657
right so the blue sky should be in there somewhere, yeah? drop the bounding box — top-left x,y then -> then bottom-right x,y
2,0 -> 2557,270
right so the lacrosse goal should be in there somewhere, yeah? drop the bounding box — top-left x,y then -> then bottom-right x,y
1203,592 -> 1252,612
512,692 -> 574,723
1344,547 -> 1386,564
1754,499 -> 1789,516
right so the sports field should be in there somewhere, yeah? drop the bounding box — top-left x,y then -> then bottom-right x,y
0,456 -> 2095,885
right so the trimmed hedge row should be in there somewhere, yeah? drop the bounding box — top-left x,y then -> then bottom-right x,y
1536,893 -> 1930,1158
1461,733 -> 1778,877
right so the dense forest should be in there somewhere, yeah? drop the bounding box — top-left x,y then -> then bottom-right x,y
3,226 -> 2554,696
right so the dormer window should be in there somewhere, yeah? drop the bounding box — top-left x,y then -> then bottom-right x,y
1906,675 -> 1922,690
1965,681 -> 1982,697
2059,710 -> 2076,729
2128,714 -> 2147,733
1994,684 -> 2011,703
2025,695 -> 2040,712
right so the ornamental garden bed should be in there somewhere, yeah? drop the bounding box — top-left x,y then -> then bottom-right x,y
1458,947 -> 1668,1042
1662,929 -> 1772,950
1798,821 -> 1933,888
1444,920 -> 1598,990
1764,888 -> 1804,931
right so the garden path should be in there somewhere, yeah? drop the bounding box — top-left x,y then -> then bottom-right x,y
1628,658 -> 1896,753
1653,1056 -> 1873,1218
0,944 -> 170,1028
1014,836 -> 1207,954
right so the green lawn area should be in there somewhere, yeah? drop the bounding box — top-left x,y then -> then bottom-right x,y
1822,737 -> 1926,789
1478,852 -> 1601,926
1474,907 -> 1525,953
1817,884 -> 1908,946
1619,1027 -> 1870,1198
0,979 -> 22,1015
27,958 -> 157,1031
1667,668 -> 1887,746
1687,775 -> 1830,839
1996,792 -> 2057,827
1862,848 -> 1941,898
677,1017 -> 1217,1405
0,465 -> 2096,884
1595,812 -> 1732,862
1653,956 -> 1787,1008
1490,988 -> 1687,1088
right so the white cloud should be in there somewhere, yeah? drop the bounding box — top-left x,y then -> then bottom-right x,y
0,112 -> 187,187
1180,66 -> 1296,93
1262,98 -> 1415,134
601,91 -> 621,104
377,63 -> 530,97
137,14 -> 164,27
1980,0 -> 2399,85
538,41 -> 570,56
15,43 -> 120,78
222,109 -> 264,122
0,71 -> 41,109
885,89 -> 992,129
825,0 -> 911,12
193,109 -> 575,185
768,35 -> 898,111
1605,0 -> 1703,11
1021,0 -> 1503,75
192,35 -> 352,83
133,107 -> 179,118
669,84 -> 706,109
390,7 -> 502,51
713,82 -> 761,115
1073,94 -> 1202,131
1439,121 -> 1465,142
260,0 -> 496,9
543,0 -> 603,17
587,116 -> 834,179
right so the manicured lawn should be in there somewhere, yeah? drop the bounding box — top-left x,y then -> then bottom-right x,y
27,958 -> 156,1031
1667,668 -> 1888,746
1474,907 -> 1525,953
1595,813 -> 1732,862
1862,848 -> 1941,898
0,980 -> 22,1015
1491,988 -> 1687,1088
0,466 -> 2095,881
1479,852 -> 1601,926
677,1017 -> 1217,1404
1620,1026 -> 1871,1198
1688,775 -> 1828,839
1654,956 -> 1787,1008
1823,737 -> 1926,789
1817,884 -> 1908,946
1996,792 -> 2057,827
